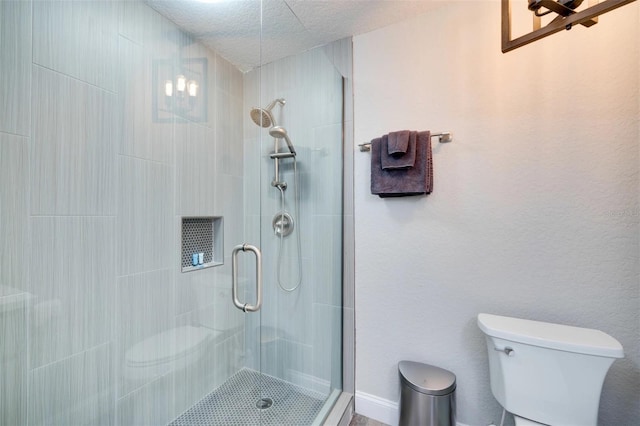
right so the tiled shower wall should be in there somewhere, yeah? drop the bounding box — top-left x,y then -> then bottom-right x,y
0,1 -> 245,424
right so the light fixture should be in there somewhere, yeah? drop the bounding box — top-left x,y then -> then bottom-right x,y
164,76 -> 199,99
502,0 -> 636,53
528,0 -> 584,17
187,80 -> 198,97
162,73 -> 201,113
153,57 -> 207,123
176,75 -> 187,93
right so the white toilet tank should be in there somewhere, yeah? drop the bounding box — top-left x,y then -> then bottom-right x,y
477,313 -> 624,426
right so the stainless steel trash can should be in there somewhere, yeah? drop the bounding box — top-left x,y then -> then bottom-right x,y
398,361 -> 456,426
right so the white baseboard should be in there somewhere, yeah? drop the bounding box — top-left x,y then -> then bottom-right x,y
354,391 -> 471,426
355,391 -> 399,426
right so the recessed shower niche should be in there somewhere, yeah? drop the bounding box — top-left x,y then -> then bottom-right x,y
181,216 -> 223,272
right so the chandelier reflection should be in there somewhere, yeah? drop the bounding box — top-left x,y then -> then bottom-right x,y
153,58 -> 207,122
164,75 -> 199,98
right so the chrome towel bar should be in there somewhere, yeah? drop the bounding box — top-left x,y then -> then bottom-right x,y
358,132 -> 452,152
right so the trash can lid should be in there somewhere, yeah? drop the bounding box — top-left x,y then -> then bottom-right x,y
398,361 -> 456,396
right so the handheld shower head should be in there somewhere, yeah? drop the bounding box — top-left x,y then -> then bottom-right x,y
269,126 -> 296,156
250,98 -> 286,128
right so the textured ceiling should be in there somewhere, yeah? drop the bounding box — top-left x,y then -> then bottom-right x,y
147,0 -> 444,72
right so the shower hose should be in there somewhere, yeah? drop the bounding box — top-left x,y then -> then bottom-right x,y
276,156 -> 302,292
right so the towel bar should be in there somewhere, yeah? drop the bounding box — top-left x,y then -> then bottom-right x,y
358,132 -> 452,152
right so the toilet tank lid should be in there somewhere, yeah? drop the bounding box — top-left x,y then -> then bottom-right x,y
477,313 -> 624,358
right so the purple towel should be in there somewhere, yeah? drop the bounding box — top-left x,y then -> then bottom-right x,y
381,131 -> 417,170
371,130 -> 433,197
387,130 -> 411,156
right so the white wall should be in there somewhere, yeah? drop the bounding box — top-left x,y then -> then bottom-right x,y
353,1 -> 639,425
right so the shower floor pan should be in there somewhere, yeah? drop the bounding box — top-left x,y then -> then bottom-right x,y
169,368 -> 325,425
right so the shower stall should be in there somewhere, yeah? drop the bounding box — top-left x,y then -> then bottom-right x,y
0,1 -> 351,424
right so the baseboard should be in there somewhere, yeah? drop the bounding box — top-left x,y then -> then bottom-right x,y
354,391 -> 471,426
354,391 -> 399,426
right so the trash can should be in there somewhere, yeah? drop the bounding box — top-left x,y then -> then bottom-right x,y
398,360 -> 456,426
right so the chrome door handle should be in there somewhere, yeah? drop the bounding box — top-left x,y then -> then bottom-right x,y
231,243 -> 263,312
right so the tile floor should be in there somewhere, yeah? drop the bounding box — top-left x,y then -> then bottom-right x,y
169,369 -> 324,425
349,413 -> 389,426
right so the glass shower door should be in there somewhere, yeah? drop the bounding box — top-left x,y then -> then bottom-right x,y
243,19 -> 346,422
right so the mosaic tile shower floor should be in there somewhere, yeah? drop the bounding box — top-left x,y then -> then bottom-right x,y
169,368 -> 325,425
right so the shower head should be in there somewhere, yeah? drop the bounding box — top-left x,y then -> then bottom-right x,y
269,126 -> 296,156
250,98 -> 285,128
250,108 -> 274,128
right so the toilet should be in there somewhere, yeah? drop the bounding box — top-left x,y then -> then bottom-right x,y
477,313 -> 624,426
124,279 -> 242,382
125,325 -> 219,381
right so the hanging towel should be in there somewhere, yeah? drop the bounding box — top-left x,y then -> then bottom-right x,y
425,131 -> 433,194
387,130 -> 411,156
371,130 -> 432,197
381,131 -> 417,170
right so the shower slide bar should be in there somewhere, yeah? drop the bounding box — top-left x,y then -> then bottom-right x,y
231,243 -> 263,312
358,131 -> 453,152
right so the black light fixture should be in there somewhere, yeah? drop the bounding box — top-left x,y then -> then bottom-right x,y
528,0 -> 584,16
502,0 -> 636,53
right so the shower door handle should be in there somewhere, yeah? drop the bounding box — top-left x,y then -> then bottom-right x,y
231,244 -> 263,312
